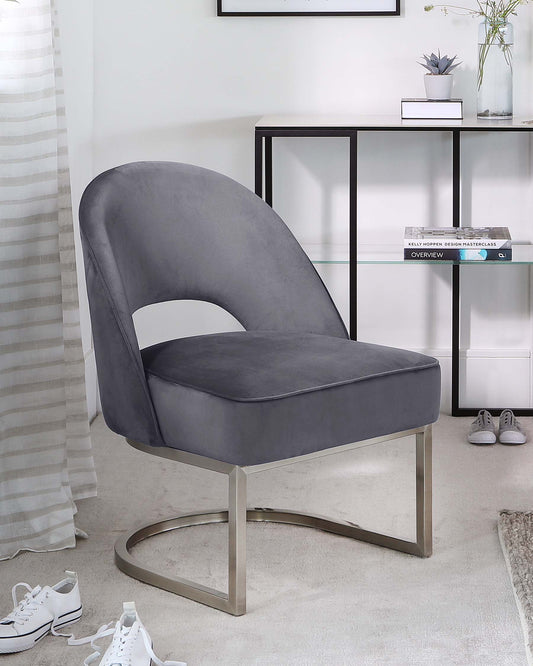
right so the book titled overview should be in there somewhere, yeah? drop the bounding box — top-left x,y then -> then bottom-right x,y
404,227 -> 512,261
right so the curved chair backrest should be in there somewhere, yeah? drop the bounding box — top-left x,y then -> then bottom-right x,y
79,162 -> 348,446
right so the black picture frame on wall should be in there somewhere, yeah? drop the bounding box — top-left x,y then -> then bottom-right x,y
217,1 -> 400,17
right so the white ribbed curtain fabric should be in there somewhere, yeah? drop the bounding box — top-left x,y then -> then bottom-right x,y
0,0 -> 97,560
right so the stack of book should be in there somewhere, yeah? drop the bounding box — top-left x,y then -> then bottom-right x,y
404,227 -> 512,261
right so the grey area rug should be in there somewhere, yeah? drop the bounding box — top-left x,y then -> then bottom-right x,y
499,511 -> 533,666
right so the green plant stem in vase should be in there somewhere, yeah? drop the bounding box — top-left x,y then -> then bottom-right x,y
477,17 -> 513,116
425,1 -> 531,118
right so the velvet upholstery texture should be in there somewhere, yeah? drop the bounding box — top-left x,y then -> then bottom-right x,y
143,332 -> 440,465
79,162 -> 347,447
79,161 -> 441,465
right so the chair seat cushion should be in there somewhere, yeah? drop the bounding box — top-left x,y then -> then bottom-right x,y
142,331 -> 440,466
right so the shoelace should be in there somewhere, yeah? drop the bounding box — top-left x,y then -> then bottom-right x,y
501,409 -> 516,428
105,624 -> 135,665
69,621 -> 187,666
1,583 -> 41,626
475,409 -> 493,429
68,621 -> 114,665
1,582 -> 74,639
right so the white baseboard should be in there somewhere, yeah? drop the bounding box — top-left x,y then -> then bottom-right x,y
415,348 -> 531,360
416,348 -> 531,412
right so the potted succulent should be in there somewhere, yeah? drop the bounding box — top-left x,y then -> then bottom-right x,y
420,51 -> 460,100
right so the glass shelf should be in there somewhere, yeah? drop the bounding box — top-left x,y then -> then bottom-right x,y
304,243 -> 533,265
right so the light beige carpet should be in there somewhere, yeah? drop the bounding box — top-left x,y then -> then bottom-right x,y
499,511 -> 533,666
0,414 -> 531,665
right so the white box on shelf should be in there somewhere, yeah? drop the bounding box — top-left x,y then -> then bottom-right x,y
401,99 -> 463,120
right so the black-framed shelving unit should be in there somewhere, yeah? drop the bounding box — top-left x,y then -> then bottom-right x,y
255,115 -> 533,416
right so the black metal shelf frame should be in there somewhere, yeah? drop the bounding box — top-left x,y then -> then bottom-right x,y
217,0 -> 400,16
255,123 -> 533,417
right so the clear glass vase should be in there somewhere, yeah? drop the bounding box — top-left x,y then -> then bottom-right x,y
477,19 -> 513,118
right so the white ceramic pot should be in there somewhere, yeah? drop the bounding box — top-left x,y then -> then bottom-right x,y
424,74 -> 453,100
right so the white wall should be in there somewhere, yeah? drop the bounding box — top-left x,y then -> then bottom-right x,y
86,0 -> 533,412
56,0 -> 97,418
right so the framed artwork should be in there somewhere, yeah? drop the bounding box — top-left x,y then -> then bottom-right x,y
217,1 -> 400,16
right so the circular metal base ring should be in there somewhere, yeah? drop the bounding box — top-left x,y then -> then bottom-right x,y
114,507 -> 419,615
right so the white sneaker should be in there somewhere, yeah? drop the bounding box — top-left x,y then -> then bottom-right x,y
499,408 -> 527,445
467,409 -> 497,445
0,571 -> 82,654
70,602 -> 186,666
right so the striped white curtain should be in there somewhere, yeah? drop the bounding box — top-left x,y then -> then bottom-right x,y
0,0 -> 97,559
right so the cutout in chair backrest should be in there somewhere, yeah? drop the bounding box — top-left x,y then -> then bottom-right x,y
133,300 -> 244,350
79,162 -> 347,446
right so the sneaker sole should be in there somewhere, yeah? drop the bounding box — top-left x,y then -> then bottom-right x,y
0,621 -> 52,654
468,433 -> 497,445
499,433 -> 527,445
0,608 -> 82,654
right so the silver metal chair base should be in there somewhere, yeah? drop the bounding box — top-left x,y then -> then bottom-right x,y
115,425 -> 432,616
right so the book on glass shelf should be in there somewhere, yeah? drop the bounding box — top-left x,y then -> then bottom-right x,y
401,98 -> 463,120
404,227 -> 512,261
404,227 -> 511,248
404,248 -> 512,261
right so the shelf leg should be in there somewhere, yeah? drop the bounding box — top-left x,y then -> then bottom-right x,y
451,130 -> 461,415
255,132 -> 263,199
265,137 -> 273,207
350,131 -> 358,341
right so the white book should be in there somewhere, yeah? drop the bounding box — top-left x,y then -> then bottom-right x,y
401,99 -> 463,120
404,227 -> 512,249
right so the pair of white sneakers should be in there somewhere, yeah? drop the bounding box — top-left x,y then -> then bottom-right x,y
467,408 -> 527,445
0,571 -> 186,665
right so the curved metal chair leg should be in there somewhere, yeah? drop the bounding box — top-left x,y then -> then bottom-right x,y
115,426 -> 432,616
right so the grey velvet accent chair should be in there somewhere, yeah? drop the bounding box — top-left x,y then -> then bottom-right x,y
79,161 -> 441,616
